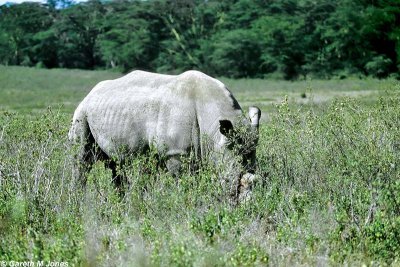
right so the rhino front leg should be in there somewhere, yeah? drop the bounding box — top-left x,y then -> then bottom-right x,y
166,155 -> 182,177
238,173 -> 257,204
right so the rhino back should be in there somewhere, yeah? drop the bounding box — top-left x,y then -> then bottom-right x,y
80,70 -> 242,157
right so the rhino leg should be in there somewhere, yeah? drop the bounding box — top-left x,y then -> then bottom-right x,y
166,155 -> 182,177
238,173 -> 257,204
105,159 -> 128,195
69,116 -> 97,187
70,113 -> 130,196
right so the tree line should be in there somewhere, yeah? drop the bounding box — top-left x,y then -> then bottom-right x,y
0,0 -> 399,79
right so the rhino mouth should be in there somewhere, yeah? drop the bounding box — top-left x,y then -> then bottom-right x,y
240,172 -> 256,187
237,172 -> 257,203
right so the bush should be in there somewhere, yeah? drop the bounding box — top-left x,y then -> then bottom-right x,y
365,55 -> 392,78
0,88 -> 399,265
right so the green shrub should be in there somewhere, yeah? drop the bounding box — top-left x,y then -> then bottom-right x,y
0,82 -> 399,265
365,56 -> 392,78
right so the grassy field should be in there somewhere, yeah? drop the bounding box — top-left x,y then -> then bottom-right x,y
0,66 -> 399,266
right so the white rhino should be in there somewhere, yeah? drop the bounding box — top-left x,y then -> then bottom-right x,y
69,70 -> 261,202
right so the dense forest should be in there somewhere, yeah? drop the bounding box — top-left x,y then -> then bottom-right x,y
0,0 -> 399,79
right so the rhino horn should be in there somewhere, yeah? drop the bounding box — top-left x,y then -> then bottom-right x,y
248,106 -> 261,130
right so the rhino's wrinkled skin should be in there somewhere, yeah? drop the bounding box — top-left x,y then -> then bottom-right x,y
69,70 -> 261,203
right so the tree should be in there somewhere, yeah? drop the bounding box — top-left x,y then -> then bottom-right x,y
253,12 -> 307,79
361,0 -> 400,77
0,3 -> 54,66
97,0 -> 162,72
0,0 -> 398,79
0,29 -> 13,65
153,0 -> 214,73
206,29 -> 264,78
53,0 -> 106,69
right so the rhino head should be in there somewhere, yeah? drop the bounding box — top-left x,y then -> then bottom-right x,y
219,106 -> 261,204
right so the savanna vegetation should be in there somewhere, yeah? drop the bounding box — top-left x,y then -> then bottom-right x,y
0,66 -> 399,266
0,0 -> 399,79
1,1 -> 400,266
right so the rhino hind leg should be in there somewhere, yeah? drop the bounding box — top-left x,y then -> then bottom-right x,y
105,159 -> 128,195
71,150 -> 91,188
70,116 -> 100,187
72,128 -> 124,190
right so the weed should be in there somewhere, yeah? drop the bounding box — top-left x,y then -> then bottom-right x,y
1,66 -> 399,265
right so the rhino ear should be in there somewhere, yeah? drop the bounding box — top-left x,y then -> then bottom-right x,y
219,120 -> 234,137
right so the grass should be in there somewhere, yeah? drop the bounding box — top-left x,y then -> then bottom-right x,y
0,65 -> 121,114
222,77 -> 391,115
0,66 -> 399,266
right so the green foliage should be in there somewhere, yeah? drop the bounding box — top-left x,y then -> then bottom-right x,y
227,244 -> 269,266
364,214 -> 400,260
0,66 -> 400,265
208,29 -> 264,78
0,0 -> 399,78
0,110 -> 83,264
365,55 -> 393,78
97,0 -> 162,72
0,2 -> 54,66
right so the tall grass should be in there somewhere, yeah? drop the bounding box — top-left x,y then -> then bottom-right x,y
0,66 -> 399,265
